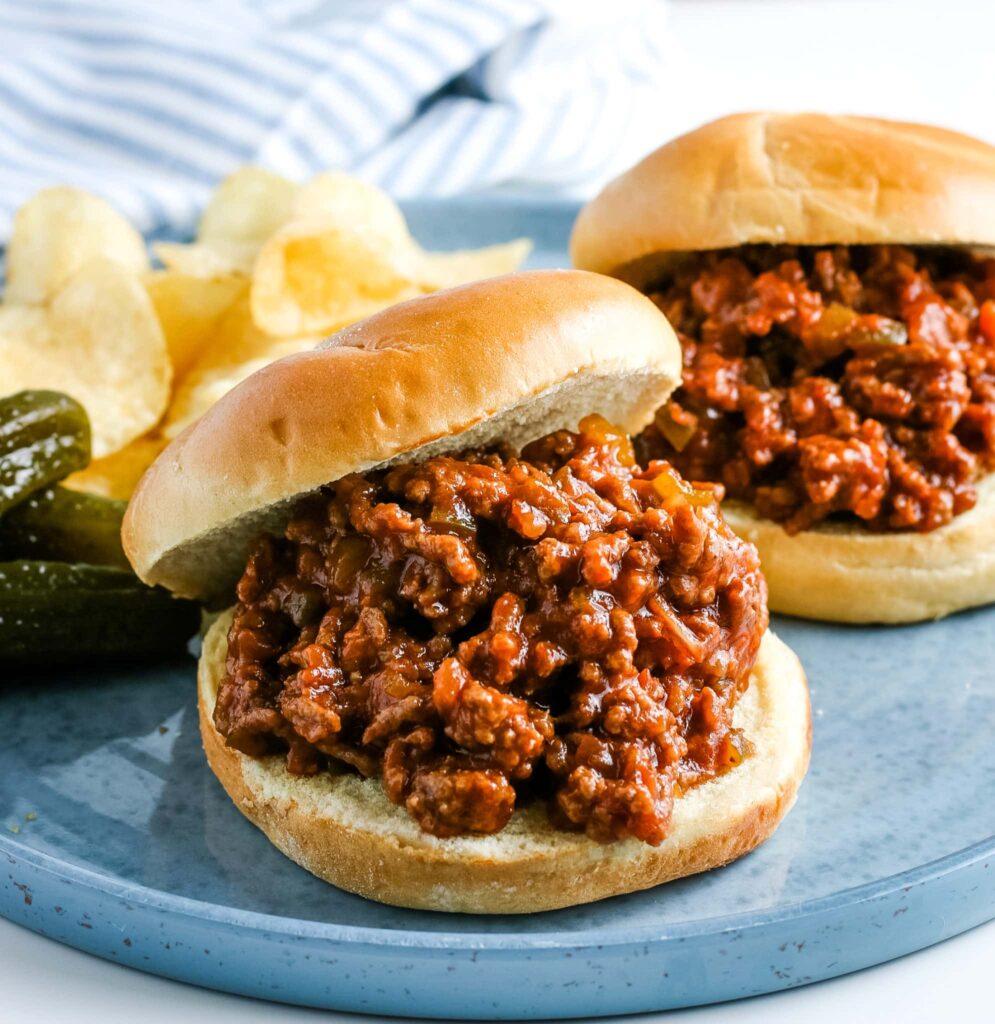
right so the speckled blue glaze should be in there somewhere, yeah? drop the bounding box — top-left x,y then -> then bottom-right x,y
3,199 -> 995,1018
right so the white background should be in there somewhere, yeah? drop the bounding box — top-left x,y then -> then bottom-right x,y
4,0 -> 995,1020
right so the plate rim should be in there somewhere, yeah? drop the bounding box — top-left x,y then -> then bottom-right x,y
4,828 -> 992,951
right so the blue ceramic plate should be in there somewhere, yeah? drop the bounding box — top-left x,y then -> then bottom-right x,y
2,198 -> 995,1019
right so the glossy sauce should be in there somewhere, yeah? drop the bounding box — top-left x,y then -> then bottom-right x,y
640,246 -> 995,532
216,418 -> 767,844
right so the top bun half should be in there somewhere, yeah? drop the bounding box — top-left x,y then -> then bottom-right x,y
123,269 -> 683,604
571,112 -> 995,286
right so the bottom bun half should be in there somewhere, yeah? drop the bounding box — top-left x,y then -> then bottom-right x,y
198,611 -> 811,914
723,473 -> 995,624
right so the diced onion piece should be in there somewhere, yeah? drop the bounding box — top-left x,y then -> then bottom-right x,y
651,467 -> 715,507
851,315 -> 908,347
656,402 -> 698,452
580,414 -> 636,466
818,301 -> 859,335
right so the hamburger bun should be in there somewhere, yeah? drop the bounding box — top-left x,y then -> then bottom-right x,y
572,113 -> 995,622
570,112 -> 995,285
124,269 -> 683,605
722,475 -> 995,623
126,267 -> 810,912
199,609 -> 811,914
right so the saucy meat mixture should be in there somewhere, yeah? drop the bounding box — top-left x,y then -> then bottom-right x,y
216,417 -> 768,844
639,246 -> 995,533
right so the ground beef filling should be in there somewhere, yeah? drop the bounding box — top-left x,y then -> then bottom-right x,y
639,246 -> 995,533
215,417 -> 768,844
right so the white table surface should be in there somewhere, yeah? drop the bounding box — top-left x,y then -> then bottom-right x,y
4,1 -> 995,1020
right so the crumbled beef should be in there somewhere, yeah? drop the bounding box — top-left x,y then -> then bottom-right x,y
640,246 -> 995,532
216,417 -> 767,843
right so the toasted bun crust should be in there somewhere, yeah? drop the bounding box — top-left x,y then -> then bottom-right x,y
124,270 -> 682,604
571,112 -> 995,286
722,474 -> 995,623
198,611 -> 810,913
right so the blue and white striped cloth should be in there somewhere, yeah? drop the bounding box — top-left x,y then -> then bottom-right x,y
0,0 -> 673,240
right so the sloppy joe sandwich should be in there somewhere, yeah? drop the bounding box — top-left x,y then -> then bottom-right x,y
123,270 -> 809,913
572,113 -> 995,623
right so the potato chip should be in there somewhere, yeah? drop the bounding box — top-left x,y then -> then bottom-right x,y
251,217 -> 425,336
63,432 -> 167,500
154,240 -> 257,278
0,260 -> 170,458
154,168 -> 298,279
291,175 -> 532,294
293,172 -> 413,241
0,303 -> 48,345
198,167 -> 298,247
0,173 -> 533,475
145,270 -> 247,380
251,172 -> 530,336
6,187 -> 149,304
163,295 -> 320,439
417,239 -> 532,290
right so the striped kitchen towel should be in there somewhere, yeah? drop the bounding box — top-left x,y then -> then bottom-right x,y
0,0 -> 673,240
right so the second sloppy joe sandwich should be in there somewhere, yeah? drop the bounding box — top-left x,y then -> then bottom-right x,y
123,270 -> 809,913
572,113 -> 995,623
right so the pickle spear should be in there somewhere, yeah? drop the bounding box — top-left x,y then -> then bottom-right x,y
0,391 -> 91,515
0,486 -> 128,569
0,561 -> 199,665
